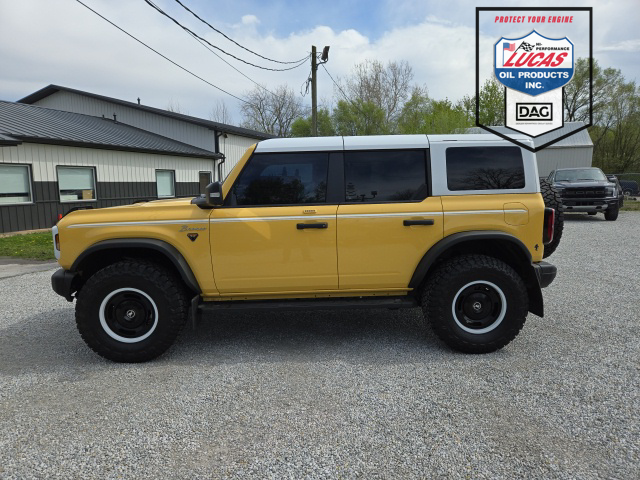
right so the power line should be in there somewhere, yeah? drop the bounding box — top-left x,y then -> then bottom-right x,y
172,0 -> 308,65
73,0 -> 256,107
321,64 -> 351,104
143,0 -> 309,72
185,30 -> 280,97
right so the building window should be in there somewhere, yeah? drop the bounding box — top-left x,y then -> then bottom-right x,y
446,147 -> 525,191
230,153 -> 328,206
58,166 -> 97,202
0,164 -> 32,204
344,150 -> 428,203
156,170 -> 175,198
199,171 -> 212,194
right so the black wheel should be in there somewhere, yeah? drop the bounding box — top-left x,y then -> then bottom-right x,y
422,255 -> 528,354
623,189 -> 632,197
540,179 -> 564,258
76,260 -> 189,362
605,205 -> 619,221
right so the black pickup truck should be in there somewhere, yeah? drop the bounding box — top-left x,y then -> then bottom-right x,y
547,167 -> 619,221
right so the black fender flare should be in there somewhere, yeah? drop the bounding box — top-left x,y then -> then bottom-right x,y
71,238 -> 201,293
409,231 -> 544,317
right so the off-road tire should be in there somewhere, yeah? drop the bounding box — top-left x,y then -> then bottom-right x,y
422,255 -> 528,354
540,179 -> 564,258
605,205 -> 619,221
76,260 -> 189,362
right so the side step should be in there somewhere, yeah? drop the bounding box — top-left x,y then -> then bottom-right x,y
193,295 -> 417,317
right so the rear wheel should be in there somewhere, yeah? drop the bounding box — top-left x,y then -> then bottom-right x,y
422,255 -> 528,353
76,260 -> 189,362
605,205 -> 619,221
540,179 -> 564,258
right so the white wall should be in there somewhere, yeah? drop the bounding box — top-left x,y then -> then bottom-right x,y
218,134 -> 256,180
0,143 -> 216,183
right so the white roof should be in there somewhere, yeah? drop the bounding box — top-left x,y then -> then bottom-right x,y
255,133 -> 533,152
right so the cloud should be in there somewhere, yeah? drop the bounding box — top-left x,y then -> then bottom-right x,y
597,39 -> 640,53
0,0 -> 637,127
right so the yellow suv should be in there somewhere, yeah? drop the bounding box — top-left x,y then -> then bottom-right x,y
51,134 -> 557,362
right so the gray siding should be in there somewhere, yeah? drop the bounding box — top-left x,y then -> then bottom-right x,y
0,142 -> 213,233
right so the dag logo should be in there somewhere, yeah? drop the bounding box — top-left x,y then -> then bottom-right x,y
494,30 -> 574,96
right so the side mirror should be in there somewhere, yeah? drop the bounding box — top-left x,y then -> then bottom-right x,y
192,181 -> 224,209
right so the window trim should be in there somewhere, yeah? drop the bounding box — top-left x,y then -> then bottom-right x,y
156,169 -> 176,199
342,148 -> 430,204
56,165 -> 98,203
223,151 -> 332,208
0,162 -> 35,206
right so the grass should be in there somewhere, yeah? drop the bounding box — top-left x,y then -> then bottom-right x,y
0,232 -> 55,260
621,199 -> 640,212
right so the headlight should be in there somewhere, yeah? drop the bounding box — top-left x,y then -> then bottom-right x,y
606,187 -> 616,197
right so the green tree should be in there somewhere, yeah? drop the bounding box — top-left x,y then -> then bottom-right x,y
332,99 -> 389,136
396,88 -> 472,134
290,108 -> 336,137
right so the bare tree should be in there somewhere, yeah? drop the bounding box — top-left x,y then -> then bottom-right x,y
209,100 -> 233,125
166,99 -> 186,114
341,60 -> 414,125
240,84 -> 305,137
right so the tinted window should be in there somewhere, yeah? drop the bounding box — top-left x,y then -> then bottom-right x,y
231,153 -> 328,205
344,150 -> 427,202
446,147 -> 525,191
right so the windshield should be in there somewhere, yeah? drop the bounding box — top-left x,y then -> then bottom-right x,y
554,169 -> 606,182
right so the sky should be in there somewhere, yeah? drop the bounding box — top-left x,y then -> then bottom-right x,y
0,0 -> 638,126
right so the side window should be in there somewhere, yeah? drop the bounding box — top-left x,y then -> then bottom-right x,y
446,147 -> 525,191
344,150 -> 427,203
231,153 -> 328,206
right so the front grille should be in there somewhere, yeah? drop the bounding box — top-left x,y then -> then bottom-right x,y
563,187 -> 606,199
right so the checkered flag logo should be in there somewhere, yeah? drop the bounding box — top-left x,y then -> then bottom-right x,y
519,41 -> 535,52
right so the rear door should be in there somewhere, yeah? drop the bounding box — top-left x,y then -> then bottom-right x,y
337,148 -> 444,290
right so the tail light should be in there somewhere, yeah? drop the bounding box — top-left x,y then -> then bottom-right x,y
543,207 -> 555,244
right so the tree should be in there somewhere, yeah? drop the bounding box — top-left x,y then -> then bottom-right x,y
240,84 -> 305,137
166,99 -> 186,114
332,99 -> 389,136
396,88 -> 472,134
210,100 -> 232,125
290,108 -> 335,137
337,59 -> 414,132
564,58 -> 624,124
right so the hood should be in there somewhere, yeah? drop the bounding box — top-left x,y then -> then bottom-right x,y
57,197 -> 199,228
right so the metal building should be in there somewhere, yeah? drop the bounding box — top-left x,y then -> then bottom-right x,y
0,101 -> 223,233
468,122 -> 593,176
19,85 -> 273,180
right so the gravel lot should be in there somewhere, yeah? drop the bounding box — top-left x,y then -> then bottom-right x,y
1,212 -> 639,479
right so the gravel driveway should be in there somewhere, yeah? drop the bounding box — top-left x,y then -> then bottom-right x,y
1,212 -> 639,479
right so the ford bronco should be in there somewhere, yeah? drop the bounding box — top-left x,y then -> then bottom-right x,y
52,134 -> 558,362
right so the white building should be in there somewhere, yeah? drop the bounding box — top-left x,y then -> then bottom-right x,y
19,85 -> 272,181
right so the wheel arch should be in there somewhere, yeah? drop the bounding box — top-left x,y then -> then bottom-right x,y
71,239 -> 201,295
409,231 -> 544,317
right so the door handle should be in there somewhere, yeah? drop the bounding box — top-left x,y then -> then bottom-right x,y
403,219 -> 434,226
297,222 -> 328,229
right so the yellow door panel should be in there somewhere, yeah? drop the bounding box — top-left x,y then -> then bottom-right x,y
210,205 -> 338,293
337,198 -> 444,289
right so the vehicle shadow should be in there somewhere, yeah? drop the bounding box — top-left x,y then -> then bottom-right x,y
0,306 -> 459,374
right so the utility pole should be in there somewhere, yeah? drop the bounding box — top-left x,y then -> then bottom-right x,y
311,45 -> 317,137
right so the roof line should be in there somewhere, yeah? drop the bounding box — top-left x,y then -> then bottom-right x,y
18,84 -> 275,140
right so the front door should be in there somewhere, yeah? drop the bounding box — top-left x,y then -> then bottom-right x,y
337,149 -> 444,290
210,151 -> 337,294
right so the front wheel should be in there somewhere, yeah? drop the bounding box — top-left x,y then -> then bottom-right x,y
76,260 -> 189,362
605,205 -> 619,221
422,255 -> 528,353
